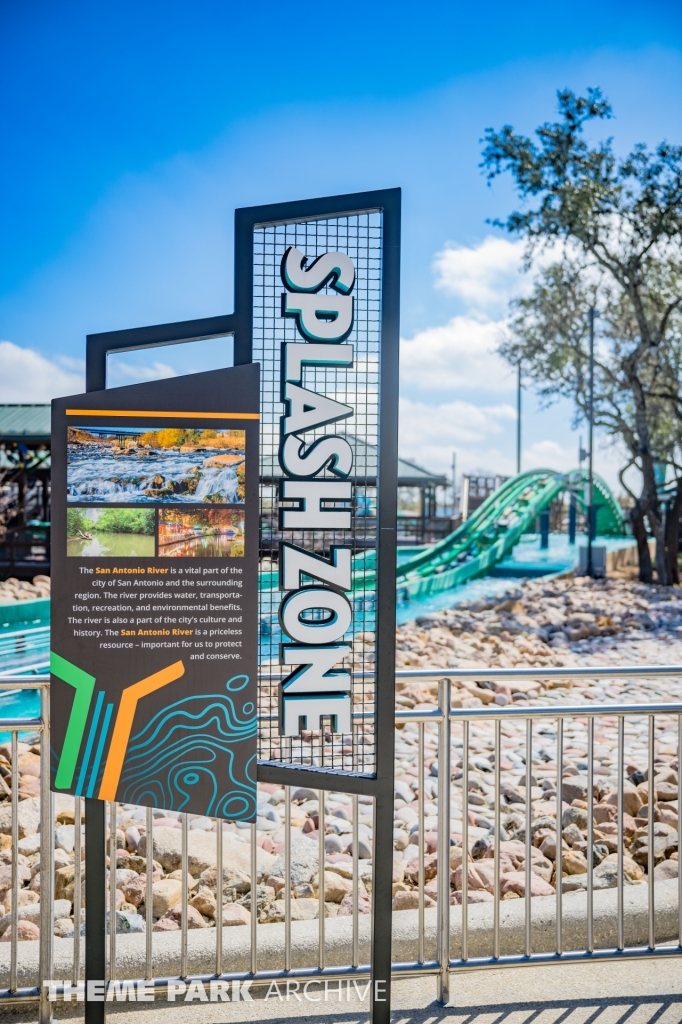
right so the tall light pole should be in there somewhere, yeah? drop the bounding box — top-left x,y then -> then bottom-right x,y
586,307 -> 595,577
516,363 -> 522,475
451,451 -> 457,516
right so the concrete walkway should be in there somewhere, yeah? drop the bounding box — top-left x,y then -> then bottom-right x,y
3,958 -> 682,1024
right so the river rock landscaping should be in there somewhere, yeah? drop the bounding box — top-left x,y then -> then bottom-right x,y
0,575 -> 50,603
0,575 -> 680,954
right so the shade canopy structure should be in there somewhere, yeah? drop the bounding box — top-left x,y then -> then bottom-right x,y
260,434 -> 449,549
0,406 -> 51,575
260,433 -> 447,488
0,405 -> 51,446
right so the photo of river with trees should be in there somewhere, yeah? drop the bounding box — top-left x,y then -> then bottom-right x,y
66,426 -> 246,504
67,507 -> 156,557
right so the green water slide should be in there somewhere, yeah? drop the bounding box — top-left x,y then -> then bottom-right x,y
388,468 -> 624,600
258,468 -> 625,600
352,467 -> 624,599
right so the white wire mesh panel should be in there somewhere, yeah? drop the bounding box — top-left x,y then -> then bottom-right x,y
254,212 -> 382,773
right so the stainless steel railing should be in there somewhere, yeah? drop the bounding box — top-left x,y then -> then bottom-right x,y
0,626 -> 49,673
0,674 -> 52,1021
0,665 -> 681,1018
398,666 -> 682,988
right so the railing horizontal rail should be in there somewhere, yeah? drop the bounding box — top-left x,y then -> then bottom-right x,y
398,701 -> 682,721
0,987 -> 42,1003
12,942 -> 682,1005
448,945 -> 682,971
0,628 -> 50,640
267,703 -> 682,727
396,665 -> 682,680
0,662 -> 50,675
0,676 -> 49,689
6,666 -> 682,685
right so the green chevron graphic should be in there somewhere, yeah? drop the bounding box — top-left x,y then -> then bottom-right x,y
51,652 -> 96,790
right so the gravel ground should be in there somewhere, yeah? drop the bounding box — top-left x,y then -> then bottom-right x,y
390,575 -> 682,907
0,574 -> 680,980
0,576 -> 50,603
396,574 -> 682,676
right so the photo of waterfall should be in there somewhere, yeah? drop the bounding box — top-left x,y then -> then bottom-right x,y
66,425 -> 246,504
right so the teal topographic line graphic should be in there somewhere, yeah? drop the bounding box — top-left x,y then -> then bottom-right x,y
118,675 -> 257,818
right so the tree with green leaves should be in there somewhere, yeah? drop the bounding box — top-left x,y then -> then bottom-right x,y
66,508 -> 91,538
93,509 -> 155,535
482,88 -> 682,584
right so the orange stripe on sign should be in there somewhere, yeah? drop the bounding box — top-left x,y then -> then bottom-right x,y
65,409 -> 259,419
98,660 -> 185,801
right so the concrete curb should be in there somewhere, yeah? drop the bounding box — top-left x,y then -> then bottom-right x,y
0,879 -> 678,987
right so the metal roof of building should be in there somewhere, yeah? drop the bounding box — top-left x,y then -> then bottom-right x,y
0,405 -> 51,443
396,457 -> 448,486
261,434 -> 447,487
0,412 -> 448,485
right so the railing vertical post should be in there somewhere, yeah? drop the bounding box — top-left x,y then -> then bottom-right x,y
181,814 -> 189,979
524,717 -> 532,958
85,797 -> 107,1022
617,715 -> 625,950
587,715 -> 594,953
285,787 -> 292,972
250,821 -> 257,975
648,715 -> 655,950
215,818 -> 223,977
493,719 -> 501,960
418,723 -> 425,965
678,714 -> 682,948
39,685 -> 54,1021
145,807 -> 153,979
461,720 -> 469,961
109,802 -> 117,980
10,731 -> 19,993
555,717 -> 563,955
73,796 -> 82,991
437,678 -> 451,1005
318,789 -> 326,970
352,792 -> 359,968
85,341 -> 107,1023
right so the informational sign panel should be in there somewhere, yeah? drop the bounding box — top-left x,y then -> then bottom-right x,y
50,364 -> 260,819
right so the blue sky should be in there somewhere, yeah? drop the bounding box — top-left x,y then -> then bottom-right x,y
1,0 -> 681,490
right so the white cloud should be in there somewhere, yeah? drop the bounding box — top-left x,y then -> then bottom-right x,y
107,360 -> 178,384
399,396 -> 516,475
521,439 -> 630,499
400,315 -> 513,393
57,354 -> 86,373
0,341 -> 84,401
433,236 -> 529,316
522,440 -> 578,473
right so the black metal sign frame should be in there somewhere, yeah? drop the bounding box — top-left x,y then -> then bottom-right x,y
83,188 -> 400,1024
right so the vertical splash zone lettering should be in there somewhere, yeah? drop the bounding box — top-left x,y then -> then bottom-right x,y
277,247 -> 356,737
